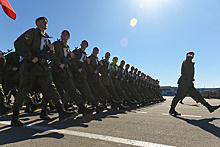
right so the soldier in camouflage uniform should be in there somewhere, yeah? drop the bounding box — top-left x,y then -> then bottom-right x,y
169,52 -> 220,115
11,17 -> 78,127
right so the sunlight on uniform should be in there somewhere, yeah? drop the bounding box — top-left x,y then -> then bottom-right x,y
130,18 -> 137,27
120,38 -> 128,47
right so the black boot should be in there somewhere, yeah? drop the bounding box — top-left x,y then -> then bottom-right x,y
40,106 -> 50,120
11,109 -> 23,127
207,105 -> 220,113
118,104 -> 128,110
56,104 -> 78,122
169,106 -> 181,116
111,100 -> 120,109
78,104 -> 94,116
95,105 -> 106,114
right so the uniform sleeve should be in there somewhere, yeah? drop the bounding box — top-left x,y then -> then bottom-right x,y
70,50 -> 80,71
87,56 -> 95,75
14,29 -> 35,62
52,41 -> 62,66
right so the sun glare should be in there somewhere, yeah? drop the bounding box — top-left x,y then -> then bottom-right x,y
137,0 -> 171,11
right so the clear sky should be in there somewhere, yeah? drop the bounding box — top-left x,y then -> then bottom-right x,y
1,0 -> 220,88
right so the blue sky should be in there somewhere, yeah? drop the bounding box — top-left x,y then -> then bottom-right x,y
1,0 -> 220,88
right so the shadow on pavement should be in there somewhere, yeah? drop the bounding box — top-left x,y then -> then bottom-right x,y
173,116 -> 220,138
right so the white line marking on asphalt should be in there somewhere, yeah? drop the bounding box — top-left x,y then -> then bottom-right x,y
0,121 -> 174,147
162,113 -> 202,118
135,112 -> 147,114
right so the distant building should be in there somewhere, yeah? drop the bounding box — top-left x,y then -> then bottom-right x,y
160,86 -> 220,96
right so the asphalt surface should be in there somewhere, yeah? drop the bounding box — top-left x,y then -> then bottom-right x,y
0,96 -> 220,147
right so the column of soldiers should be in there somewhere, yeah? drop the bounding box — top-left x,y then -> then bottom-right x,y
0,17 -> 165,127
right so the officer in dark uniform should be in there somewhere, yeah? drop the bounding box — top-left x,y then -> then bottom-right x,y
169,52 -> 220,115
12,17 -> 78,127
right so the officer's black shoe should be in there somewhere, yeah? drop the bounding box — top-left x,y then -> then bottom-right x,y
169,109 -> 181,116
78,106 -> 94,116
49,101 -> 56,111
0,106 -> 13,117
208,105 -> 220,113
11,119 -> 23,127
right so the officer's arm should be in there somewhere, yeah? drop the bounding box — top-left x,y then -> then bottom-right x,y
14,29 -> 35,62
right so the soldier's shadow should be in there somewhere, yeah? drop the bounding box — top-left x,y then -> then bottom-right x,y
172,116 -> 220,138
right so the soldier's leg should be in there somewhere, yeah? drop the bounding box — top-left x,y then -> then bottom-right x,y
37,75 -> 78,122
169,85 -> 188,115
76,80 -> 98,107
188,86 -> 220,113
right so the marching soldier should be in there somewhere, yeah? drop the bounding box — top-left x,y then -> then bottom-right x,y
169,52 -> 220,115
11,17 -> 78,127
0,51 -> 12,116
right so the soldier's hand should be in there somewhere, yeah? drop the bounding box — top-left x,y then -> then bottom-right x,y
12,67 -> 18,71
60,64 -> 65,69
32,57 -> 38,63
78,68 -> 82,73
108,73 -> 110,77
94,70 -> 98,74
48,44 -> 54,51
98,61 -> 103,66
115,76 -> 118,79
121,78 -> 123,81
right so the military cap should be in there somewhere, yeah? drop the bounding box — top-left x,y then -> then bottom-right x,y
35,17 -> 48,25
186,52 -> 195,56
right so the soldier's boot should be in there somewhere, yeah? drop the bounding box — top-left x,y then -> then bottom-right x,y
111,100 -> 121,109
95,105 -> 106,114
169,106 -> 181,116
56,104 -> 78,122
40,106 -> 50,120
25,98 -> 40,112
78,104 -> 94,116
203,102 -> 220,113
118,104 -> 128,110
11,109 -> 23,127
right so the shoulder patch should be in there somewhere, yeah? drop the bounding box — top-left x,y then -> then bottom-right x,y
25,34 -> 30,40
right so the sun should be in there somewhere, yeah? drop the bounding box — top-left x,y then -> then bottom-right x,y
137,0 -> 171,11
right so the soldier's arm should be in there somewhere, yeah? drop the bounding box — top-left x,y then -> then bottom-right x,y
51,41 -> 62,66
87,56 -> 96,74
14,29 -> 35,62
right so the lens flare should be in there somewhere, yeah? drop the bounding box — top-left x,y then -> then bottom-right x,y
130,18 -> 137,27
120,38 -> 128,47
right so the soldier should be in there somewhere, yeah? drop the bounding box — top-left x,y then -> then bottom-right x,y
169,52 -> 220,115
50,30 -> 93,119
11,17 -> 78,127
0,51 -> 12,116
87,47 -> 113,110
110,57 -> 130,109
100,52 -> 122,109
71,40 -> 105,113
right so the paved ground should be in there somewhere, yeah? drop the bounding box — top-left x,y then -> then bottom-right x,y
0,96 -> 220,147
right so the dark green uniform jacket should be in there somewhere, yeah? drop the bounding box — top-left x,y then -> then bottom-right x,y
177,59 -> 195,87
14,28 -> 56,76
52,40 -> 73,80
